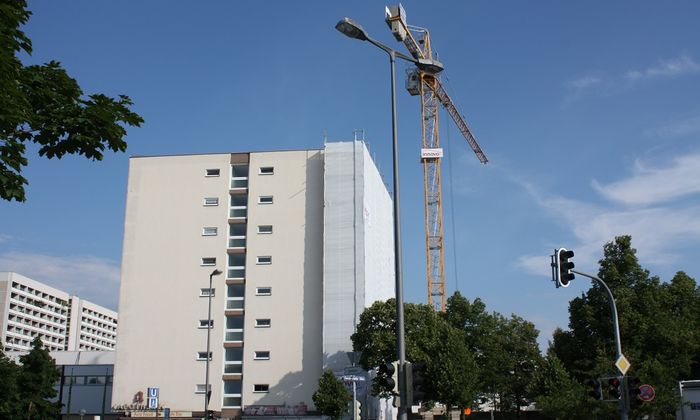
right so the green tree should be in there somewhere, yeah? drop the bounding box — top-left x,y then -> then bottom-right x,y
530,350 -> 594,420
17,337 -> 61,419
552,236 -> 700,419
1,0 -> 143,202
313,369 -> 351,420
351,299 -> 477,408
0,348 -> 21,418
445,292 -> 543,415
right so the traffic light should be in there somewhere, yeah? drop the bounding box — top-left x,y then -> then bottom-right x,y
410,362 -> 427,404
353,400 -> 362,420
379,361 -> 400,395
586,378 -> 602,400
627,377 -> 641,408
554,248 -> 575,287
608,377 -> 621,399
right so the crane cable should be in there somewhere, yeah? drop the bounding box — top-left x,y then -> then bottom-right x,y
443,104 -> 461,294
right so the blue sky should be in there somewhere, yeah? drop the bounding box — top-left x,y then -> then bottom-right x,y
2,1 -> 699,349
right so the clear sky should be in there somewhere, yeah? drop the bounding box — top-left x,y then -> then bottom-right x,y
2,1 -> 699,349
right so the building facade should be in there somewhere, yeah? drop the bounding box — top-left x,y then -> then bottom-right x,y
0,272 -> 118,352
113,142 -> 394,418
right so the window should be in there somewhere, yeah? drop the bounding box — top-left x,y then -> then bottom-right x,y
224,348 -> 244,374
226,347 -> 243,362
254,384 -> 270,393
205,168 -> 220,177
227,254 -> 246,279
259,166 -> 274,175
254,351 -> 270,360
257,225 -> 273,234
255,319 -> 271,328
224,380 -> 243,407
230,195 -> 248,218
225,315 -> 244,342
198,319 -> 214,329
202,227 -> 218,236
200,288 -> 215,297
227,284 -> 245,298
195,384 -> 211,394
231,164 -> 249,189
258,195 -> 273,204
204,197 -> 219,206
228,224 -> 246,248
227,284 -> 245,310
201,257 -> 216,266
197,351 -> 213,361
256,287 -> 272,296
256,256 -> 272,265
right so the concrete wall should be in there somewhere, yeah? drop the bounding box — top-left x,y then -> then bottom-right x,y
114,154 -> 231,411
242,150 -> 324,408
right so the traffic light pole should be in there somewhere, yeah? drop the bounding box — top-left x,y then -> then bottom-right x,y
571,269 -> 627,420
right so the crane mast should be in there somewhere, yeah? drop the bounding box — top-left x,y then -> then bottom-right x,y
385,5 -> 488,312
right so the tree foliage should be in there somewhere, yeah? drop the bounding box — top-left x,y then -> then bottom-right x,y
351,299 -> 477,408
0,337 -> 61,419
445,292 -> 543,414
0,0 -> 143,202
0,348 -> 21,418
313,369 -> 351,420
529,350 -> 593,420
550,235 -> 700,419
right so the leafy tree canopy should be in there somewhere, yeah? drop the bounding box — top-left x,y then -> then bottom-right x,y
446,292 -> 543,414
351,299 -> 477,408
1,0 -> 143,202
551,235 -> 700,419
529,350 -> 592,420
0,348 -> 21,418
0,337 -> 61,419
312,369 -> 351,420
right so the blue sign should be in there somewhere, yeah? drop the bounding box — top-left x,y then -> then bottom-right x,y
148,397 -> 158,409
148,387 -> 159,398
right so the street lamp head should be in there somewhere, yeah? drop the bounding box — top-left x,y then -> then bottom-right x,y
210,269 -> 223,277
335,17 -> 368,41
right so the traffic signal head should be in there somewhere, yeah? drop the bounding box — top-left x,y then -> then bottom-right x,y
410,362 -> 427,403
586,378 -> 602,400
379,361 -> 400,395
554,248 -> 575,287
608,377 -> 621,399
627,377 -> 641,408
354,400 -> 362,420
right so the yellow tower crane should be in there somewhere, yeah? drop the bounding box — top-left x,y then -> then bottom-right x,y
385,5 -> 488,312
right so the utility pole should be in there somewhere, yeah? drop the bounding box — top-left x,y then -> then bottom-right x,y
572,269 -> 628,420
552,248 -> 629,420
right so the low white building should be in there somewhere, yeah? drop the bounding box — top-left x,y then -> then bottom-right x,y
0,272 -> 118,352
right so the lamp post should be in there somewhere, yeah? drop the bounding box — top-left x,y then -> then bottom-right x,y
204,268 -> 223,420
336,17 -> 442,420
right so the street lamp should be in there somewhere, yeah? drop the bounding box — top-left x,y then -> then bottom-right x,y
335,17 -> 441,420
204,268 -> 223,420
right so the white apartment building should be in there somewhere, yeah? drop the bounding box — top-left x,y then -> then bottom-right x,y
0,272 -> 118,352
113,142 -> 394,419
